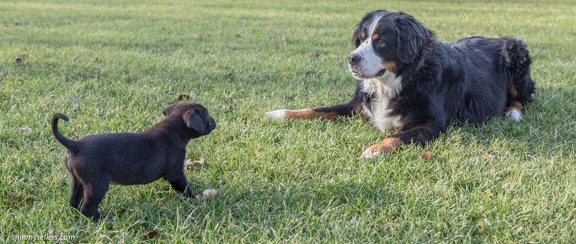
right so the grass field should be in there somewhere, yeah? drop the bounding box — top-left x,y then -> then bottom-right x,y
1,0 -> 575,242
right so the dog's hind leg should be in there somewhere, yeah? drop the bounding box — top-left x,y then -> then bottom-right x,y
79,179 -> 110,221
503,38 -> 536,122
69,176 -> 84,209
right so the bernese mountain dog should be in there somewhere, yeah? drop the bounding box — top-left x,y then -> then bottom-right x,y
266,10 -> 535,159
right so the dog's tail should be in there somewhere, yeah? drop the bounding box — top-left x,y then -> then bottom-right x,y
502,37 -> 536,105
51,113 -> 79,153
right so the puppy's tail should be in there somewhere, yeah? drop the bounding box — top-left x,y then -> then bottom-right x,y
51,113 -> 79,153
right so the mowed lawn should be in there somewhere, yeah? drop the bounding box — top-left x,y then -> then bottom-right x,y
1,0 -> 575,242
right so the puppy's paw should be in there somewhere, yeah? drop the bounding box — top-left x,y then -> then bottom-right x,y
506,108 -> 522,122
265,109 -> 286,119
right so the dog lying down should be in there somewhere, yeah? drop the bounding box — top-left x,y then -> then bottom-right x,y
265,10 -> 535,158
51,102 -> 216,221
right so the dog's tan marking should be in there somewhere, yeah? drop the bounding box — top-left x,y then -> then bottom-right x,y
284,109 -> 340,120
507,101 -> 523,111
372,33 -> 379,40
368,137 -> 402,154
508,83 -> 518,99
506,82 -> 524,122
382,61 -> 397,74
355,104 -> 369,119
361,31 -> 366,40
362,137 -> 402,158
396,115 -> 411,131
506,101 -> 523,115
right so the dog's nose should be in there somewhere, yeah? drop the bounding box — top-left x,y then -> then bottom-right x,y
348,53 -> 362,65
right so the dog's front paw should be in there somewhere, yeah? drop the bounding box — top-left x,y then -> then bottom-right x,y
361,137 -> 402,159
265,109 -> 286,119
362,148 -> 380,159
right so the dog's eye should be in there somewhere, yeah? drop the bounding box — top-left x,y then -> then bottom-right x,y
374,40 -> 386,48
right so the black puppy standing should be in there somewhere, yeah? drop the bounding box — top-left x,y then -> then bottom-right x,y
51,102 -> 216,221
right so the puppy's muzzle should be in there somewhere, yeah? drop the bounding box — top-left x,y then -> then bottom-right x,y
205,116 -> 216,134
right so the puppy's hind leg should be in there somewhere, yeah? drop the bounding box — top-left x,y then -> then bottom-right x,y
79,180 -> 110,221
69,176 -> 84,209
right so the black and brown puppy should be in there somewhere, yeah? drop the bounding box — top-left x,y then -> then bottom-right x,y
51,102 -> 216,221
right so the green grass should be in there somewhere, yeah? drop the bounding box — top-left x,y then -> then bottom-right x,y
1,0 -> 575,242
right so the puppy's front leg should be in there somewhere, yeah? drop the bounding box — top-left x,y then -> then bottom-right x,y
167,176 -> 193,197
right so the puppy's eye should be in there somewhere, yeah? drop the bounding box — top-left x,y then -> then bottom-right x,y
375,40 -> 386,48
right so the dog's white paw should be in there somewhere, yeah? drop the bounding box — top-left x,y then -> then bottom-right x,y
265,109 -> 286,119
361,149 -> 380,159
196,189 -> 218,201
506,108 -> 522,122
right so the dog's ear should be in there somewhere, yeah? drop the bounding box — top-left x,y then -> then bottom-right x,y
183,110 -> 205,132
352,25 -> 363,48
395,12 -> 434,63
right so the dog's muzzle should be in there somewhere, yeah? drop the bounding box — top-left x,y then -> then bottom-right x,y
348,53 -> 362,66
348,53 -> 386,79
206,116 -> 216,134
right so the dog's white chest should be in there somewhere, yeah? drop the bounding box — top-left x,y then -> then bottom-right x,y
363,99 -> 401,131
361,77 -> 403,131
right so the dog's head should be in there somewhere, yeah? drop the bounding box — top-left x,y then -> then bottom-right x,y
162,102 -> 216,138
348,10 -> 435,80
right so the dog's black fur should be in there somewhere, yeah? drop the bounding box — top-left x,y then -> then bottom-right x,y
266,10 -> 535,158
51,102 -> 216,221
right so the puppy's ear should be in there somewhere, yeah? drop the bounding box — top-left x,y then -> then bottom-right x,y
183,110 -> 205,132
162,104 -> 177,116
395,12 -> 434,63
